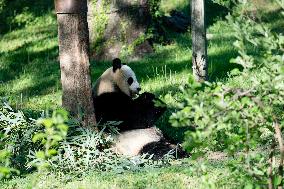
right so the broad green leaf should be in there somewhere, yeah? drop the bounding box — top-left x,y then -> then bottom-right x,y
35,151 -> 45,159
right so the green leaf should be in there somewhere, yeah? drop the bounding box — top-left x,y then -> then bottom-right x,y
32,133 -> 45,143
244,183 -> 253,189
188,75 -> 202,89
51,135 -> 63,142
191,151 -> 205,160
0,150 -> 10,159
230,68 -> 241,76
56,124 -> 68,133
0,166 -> 11,177
53,109 -> 68,124
47,149 -> 57,156
41,118 -> 53,128
35,151 -> 45,159
188,75 -> 195,85
273,175 -> 282,186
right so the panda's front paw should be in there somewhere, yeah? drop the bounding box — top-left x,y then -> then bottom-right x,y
138,92 -> 156,100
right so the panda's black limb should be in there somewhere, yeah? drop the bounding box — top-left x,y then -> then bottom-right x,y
140,140 -> 189,160
93,92 -> 166,131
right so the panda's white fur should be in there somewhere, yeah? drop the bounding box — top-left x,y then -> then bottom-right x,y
113,127 -> 163,156
93,64 -> 140,97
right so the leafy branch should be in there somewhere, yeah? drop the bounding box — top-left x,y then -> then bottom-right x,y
28,109 -> 68,172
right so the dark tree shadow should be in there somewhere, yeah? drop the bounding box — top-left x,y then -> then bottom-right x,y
0,0 -> 54,34
0,0 -> 238,141
261,8 -> 284,33
0,36 -> 58,83
205,1 -> 230,27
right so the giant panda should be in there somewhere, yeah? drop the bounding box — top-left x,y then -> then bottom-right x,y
93,58 -> 166,131
93,58 -> 187,159
113,127 -> 187,159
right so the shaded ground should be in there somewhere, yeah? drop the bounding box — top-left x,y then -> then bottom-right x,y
0,11 -> 240,142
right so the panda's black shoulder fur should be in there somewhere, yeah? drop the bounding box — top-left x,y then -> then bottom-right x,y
131,92 -> 167,130
93,92 -> 166,131
93,91 -> 134,126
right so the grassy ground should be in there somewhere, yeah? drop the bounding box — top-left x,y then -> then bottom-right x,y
0,16 -> 239,189
0,11 -> 238,187
0,0 -> 282,188
1,158 -> 240,189
0,8 -> 239,141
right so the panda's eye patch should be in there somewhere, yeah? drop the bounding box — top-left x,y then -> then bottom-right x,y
127,77 -> 134,85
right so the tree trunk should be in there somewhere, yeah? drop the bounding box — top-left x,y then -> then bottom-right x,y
191,0 -> 208,82
55,0 -> 96,127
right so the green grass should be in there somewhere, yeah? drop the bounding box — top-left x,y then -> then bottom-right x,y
0,11 -> 239,187
1,1 -> 283,188
0,7 -> 239,142
0,7 -> 240,188
1,158 -> 240,189
0,13 -> 60,114
0,10 -> 238,115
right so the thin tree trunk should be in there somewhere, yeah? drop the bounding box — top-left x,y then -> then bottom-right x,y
56,0 -> 96,128
268,142 -> 276,189
274,121 -> 284,189
191,0 -> 208,82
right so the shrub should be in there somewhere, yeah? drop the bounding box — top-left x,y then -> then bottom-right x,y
28,109 -> 68,172
50,123 -> 172,174
0,134 -> 19,179
170,0 -> 284,187
0,101 -> 33,177
0,0 -> 5,12
11,7 -> 34,27
1,101 -> 174,180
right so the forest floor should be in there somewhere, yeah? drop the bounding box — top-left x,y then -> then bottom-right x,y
0,0 -> 283,188
0,6 -> 239,142
2,157 -> 236,189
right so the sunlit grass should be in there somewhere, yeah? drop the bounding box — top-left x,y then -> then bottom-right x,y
1,159 -> 240,189
1,1 -> 282,187
0,12 -> 240,187
0,12 -> 237,116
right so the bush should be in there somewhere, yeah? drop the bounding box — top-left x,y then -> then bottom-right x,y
50,125 -> 160,174
28,109 -> 68,172
0,101 -> 173,180
0,134 -> 19,179
11,7 -> 34,27
0,0 -> 5,12
0,101 -> 35,177
170,0 -> 284,187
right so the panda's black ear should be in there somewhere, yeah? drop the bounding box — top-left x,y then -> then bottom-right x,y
112,58 -> 122,72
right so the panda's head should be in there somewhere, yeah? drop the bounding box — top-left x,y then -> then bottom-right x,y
112,58 -> 141,97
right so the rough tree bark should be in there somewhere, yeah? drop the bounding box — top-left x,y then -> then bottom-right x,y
191,0 -> 208,82
55,0 -> 96,127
